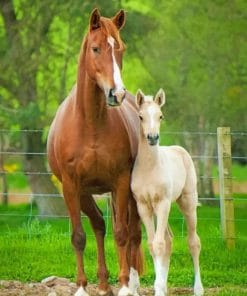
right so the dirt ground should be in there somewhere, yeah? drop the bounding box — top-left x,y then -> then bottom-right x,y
0,276 -> 238,296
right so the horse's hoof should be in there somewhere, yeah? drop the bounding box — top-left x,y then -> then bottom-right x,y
118,285 -> 133,296
74,286 -> 90,296
96,288 -> 114,296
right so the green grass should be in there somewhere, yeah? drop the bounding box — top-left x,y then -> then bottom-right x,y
0,201 -> 246,291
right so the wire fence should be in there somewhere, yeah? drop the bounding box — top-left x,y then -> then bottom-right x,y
0,129 -> 246,241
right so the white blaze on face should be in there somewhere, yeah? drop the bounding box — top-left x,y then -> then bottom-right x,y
107,36 -> 124,93
147,104 -> 158,131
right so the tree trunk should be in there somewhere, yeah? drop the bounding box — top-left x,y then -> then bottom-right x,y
196,135 -> 216,205
184,132 -> 215,205
23,131 -> 67,217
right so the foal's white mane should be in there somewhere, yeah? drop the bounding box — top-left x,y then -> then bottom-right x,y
142,95 -> 154,102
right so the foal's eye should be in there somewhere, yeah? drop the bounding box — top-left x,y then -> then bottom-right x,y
92,47 -> 101,54
160,115 -> 164,120
139,115 -> 143,121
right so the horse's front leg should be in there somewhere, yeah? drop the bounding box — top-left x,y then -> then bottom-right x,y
62,178 -> 89,296
80,194 -> 113,296
152,198 -> 172,296
112,173 -> 132,296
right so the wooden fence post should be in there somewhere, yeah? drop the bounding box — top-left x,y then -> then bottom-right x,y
217,127 -> 235,249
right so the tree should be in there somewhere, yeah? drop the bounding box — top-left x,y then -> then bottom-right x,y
0,0 -> 88,214
130,0 -> 247,201
0,0 -> 151,212
1,0 -> 245,207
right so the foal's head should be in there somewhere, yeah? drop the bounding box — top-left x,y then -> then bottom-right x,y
82,8 -> 126,107
136,89 -> 166,146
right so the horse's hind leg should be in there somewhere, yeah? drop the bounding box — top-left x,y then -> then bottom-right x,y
177,194 -> 204,296
127,195 -> 143,296
62,181 -> 88,296
80,194 -> 112,296
112,173 -> 133,296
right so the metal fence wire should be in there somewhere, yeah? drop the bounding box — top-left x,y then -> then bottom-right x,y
0,129 -> 246,241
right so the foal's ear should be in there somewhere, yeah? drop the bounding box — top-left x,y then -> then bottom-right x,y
154,88 -> 166,107
136,89 -> 145,107
90,8 -> 101,31
112,10 -> 126,30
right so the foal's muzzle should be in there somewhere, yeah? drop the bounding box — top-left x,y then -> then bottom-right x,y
107,88 -> 126,107
147,134 -> 159,146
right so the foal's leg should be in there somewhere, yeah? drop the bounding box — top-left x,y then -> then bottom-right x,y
177,195 -> 204,296
80,194 -> 112,296
127,195 -> 142,296
135,202 -> 155,295
136,202 -> 155,255
62,180 -> 88,296
152,199 -> 172,296
162,227 -> 173,290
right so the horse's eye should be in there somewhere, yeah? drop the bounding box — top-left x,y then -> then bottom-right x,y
139,115 -> 143,121
160,115 -> 164,120
92,47 -> 100,54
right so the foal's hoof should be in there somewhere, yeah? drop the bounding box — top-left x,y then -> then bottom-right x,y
194,286 -> 204,296
194,280 -> 204,296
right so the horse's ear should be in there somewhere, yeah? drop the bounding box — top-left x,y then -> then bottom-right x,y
90,8 -> 101,31
136,89 -> 145,107
154,88 -> 166,107
112,10 -> 126,30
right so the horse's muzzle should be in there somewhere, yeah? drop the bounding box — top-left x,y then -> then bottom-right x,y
107,88 -> 126,107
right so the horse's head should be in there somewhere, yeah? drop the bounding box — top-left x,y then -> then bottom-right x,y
135,89 -> 166,146
84,8 -> 126,107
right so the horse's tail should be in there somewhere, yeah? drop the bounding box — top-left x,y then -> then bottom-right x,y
110,195 -> 144,275
131,238 -> 144,276
167,223 -> 174,238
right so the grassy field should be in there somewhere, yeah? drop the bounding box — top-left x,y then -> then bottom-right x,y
0,200 -> 246,294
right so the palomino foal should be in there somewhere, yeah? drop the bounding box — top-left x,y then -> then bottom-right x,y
131,89 -> 204,296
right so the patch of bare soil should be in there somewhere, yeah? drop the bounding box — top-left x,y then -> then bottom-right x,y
0,276 -> 230,296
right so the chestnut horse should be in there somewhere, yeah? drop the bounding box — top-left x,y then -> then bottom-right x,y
47,9 -> 142,296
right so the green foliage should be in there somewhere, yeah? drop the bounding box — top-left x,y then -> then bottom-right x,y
1,0 -> 245,132
0,1 -> 246,180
